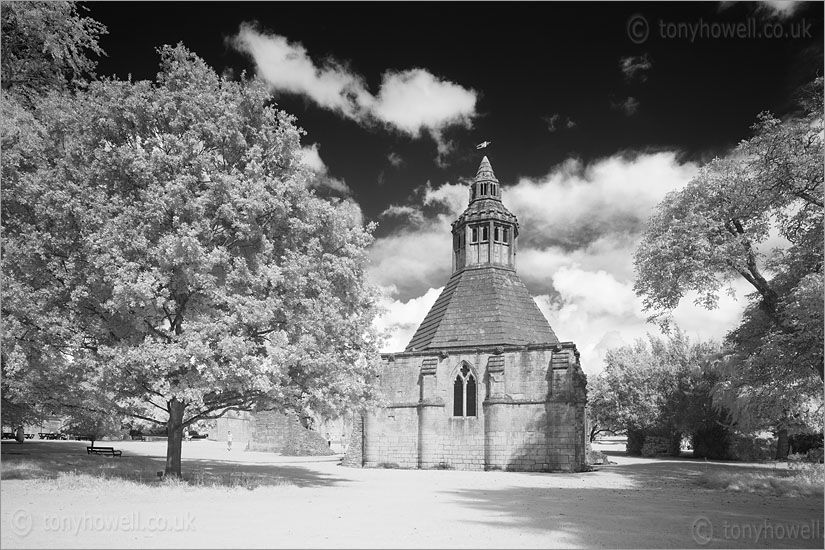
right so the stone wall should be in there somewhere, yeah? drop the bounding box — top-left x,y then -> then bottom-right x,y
213,411 -> 334,456
641,435 -> 671,457
373,406 -> 420,467
341,415 -> 364,467
249,412 -> 334,456
355,343 -> 587,472
211,411 -> 253,449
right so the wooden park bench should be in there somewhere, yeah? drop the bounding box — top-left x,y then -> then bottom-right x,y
87,446 -> 122,457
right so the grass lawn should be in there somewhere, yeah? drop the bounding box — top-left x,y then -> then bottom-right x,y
1,440 -> 822,549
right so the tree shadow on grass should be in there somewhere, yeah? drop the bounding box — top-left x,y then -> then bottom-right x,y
594,452 -> 796,487
441,459 -> 824,549
1,440 -> 351,489
179,457 -> 350,488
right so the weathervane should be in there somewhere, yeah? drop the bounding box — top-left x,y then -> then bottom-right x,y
475,140 -> 492,150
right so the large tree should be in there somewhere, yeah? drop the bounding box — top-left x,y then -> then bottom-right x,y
1,1 -> 106,101
588,331 -> 724,454
588,338 -> 666,442
2,44 -> 382,476
1,0 -> 109,431
633,78 -> 823,455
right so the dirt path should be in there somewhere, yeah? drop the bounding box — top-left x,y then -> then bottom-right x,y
1,441 -> 821,548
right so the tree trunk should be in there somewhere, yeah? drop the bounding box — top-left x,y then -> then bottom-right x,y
164,398 -> 185,477
775,428 -> 790,460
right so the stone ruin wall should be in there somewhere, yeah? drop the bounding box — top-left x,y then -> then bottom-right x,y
347,343 -> 587,472
213,411 -> 334,456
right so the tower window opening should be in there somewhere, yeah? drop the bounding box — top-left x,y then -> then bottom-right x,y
471,227 -> 478,243
453,364 -> 477,417
494,224 -> 509,243
481,225 -> 489,242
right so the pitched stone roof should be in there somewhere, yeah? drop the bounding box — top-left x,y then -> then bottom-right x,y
405,266 -> 559,351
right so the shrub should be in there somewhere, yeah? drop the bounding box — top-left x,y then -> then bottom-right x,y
697,467 -> 824,498
789,432 -> 824,454
728,432 -> 776,461
586,450 -> 608,465
692,424 -> 734,459
626,429 -> 645,455
806,447 -> 824,463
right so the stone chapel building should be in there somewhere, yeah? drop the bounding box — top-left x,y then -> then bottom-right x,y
345,156 -> 588,472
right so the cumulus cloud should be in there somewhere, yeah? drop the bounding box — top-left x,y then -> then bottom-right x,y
299,143 -> 351,194
373,287 -> 442,352
371,69 -> 477,137
422,181 -> 469,215
232,24 -> 477,159
611,96 -> 640,116
506,152 -> 699,254
620,54 -> 652,82
720,1 -> 802,19
518,234 -> 640,295
535,273 -> 751,375
369,180 -> 468,299
757,0 -> 802,17
387,152 -> 404,167
299,144 -> 326,173
552,267 -> 641,318
543,113 -> 577,133
379,205 -> 426,226
367,151 -> 751,370
369,223 -> 452,300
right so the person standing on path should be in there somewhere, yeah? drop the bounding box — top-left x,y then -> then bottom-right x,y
227,429 -> 232,451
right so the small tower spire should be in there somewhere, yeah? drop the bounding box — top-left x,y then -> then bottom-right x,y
476,156 -> 494,178
470,156 -> 501,203
451,157 -> 519,273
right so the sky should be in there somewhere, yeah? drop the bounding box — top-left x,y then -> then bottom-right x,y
82,1 -> 824,373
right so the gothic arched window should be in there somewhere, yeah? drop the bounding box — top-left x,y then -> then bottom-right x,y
453,364 -> 477,417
